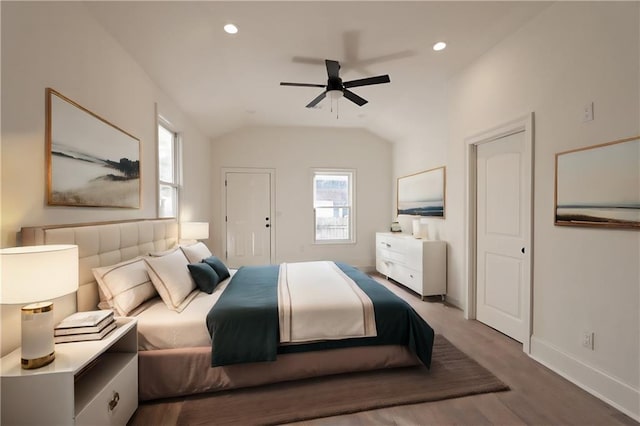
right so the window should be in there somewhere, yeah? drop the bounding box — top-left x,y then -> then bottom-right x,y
313,169 -> 355,243
158,122 -> 179,218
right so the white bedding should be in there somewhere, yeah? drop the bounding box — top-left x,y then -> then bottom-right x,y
135,272 -> 234,350
278,261 -> 377,343
136,261 -> 377,351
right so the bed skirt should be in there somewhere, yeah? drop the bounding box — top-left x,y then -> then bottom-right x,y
138,345 -> 420,401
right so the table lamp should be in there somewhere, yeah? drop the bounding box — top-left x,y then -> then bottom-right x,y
0,244 -> 79,369
180,222 -> 209,241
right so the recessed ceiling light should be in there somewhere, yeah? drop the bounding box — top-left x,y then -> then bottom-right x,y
433,42 -> 447,51
224,24 -> 238,34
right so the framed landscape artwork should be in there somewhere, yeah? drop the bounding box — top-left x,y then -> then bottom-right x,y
397,166 -> 446,218
555,136 -> 639,229
46,88 -> 141,208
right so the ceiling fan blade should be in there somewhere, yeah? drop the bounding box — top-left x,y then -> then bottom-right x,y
343,75 -> 391,88
291,56 -> 326,66
325,60 -> 340,79
281,82 -> 326,88
343,89 -> 368,106
306,91 -> 327,108
357,50 -> 416,67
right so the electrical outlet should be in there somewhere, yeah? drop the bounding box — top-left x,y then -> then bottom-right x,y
582,331 -> 595,350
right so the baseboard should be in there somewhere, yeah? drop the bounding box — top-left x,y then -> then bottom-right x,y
530,336 -> 639,422
359,265 -> 376,274
443,294 -> 463,310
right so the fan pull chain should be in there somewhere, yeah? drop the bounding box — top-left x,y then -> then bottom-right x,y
329,97 -> 339,119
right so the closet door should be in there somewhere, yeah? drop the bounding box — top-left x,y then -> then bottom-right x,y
476,130 -> 528,343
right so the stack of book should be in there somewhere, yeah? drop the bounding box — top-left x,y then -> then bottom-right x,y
54,310 -> 116,343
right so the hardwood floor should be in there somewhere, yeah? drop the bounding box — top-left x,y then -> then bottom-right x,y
129,275 -> 638,426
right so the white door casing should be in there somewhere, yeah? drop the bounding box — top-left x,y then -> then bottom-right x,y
465,113 -> 533,353
223,169 -> 275,267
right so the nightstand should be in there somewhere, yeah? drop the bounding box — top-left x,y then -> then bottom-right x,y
1,317 -> 138,425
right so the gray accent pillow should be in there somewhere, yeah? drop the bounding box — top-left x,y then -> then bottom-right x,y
202,256 -> 231,281
187,263 -> 220,294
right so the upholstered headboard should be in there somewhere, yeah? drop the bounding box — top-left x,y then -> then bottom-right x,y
20,218 -> 178,312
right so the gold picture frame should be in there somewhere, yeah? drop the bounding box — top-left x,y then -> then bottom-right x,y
46,88 -> 141,208
397,166 -> 446,218
555,136 -> 639,229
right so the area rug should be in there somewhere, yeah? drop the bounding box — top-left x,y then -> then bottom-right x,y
177,335 -> 509,425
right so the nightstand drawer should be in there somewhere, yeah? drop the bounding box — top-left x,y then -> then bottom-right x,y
75,355 -> 137,426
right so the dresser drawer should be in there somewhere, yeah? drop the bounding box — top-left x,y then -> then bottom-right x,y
395,266 -> 423,294
403,242 -> 424,270
377,247 -> 405,264
75,354 -> 138,426
376,234 -> 406,251
376,257 -> 391,276
377,236 -> 407,263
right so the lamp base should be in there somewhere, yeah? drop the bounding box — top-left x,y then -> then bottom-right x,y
21,301 -> 55,369
21,352 -> 55,369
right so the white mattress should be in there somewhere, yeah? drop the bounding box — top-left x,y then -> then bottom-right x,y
135,272 -> 234,351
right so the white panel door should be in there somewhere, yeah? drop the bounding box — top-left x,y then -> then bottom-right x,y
476,130 -> 528,342
225,172 -> 272,267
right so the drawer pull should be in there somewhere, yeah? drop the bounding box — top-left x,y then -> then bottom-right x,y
108,391 -> 120,411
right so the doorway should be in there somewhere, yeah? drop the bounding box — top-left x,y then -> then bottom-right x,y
465,113 -> 534,353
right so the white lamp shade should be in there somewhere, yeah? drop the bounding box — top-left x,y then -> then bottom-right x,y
0,244 -> 79,304
180,222 -> 209,240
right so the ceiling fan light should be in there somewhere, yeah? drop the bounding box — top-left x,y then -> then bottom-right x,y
224,24 -> 238,34
433,41 -> 447,51
327,90 -> 343,101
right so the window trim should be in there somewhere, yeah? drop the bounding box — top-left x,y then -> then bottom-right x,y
157,119 -> 181,219
311,168 -> 356,245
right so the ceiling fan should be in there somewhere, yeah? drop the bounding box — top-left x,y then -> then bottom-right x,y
280,59 -> 390,108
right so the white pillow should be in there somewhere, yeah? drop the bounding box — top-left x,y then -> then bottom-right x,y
144,249 -> 198,312
148,246 -> 181,257
92,257 -> 158,316
180,242 -> 213,263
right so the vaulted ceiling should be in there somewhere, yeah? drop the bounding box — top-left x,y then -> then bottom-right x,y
86,1 -> 551,142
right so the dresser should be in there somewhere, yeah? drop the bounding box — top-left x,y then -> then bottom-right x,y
375,232 -> 446,299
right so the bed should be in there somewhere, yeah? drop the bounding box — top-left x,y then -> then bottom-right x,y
20,219 -> 434,401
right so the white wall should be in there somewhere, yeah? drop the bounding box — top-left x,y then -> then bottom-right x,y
445,2 -> 639,419
390,83 -> 452,298
211,126 -> 392,270
0,2 -> 211,355
0,2 -> 211,248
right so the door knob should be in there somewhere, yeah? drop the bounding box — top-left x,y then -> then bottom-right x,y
521,247 -> 525,254
266,224 -> 270,228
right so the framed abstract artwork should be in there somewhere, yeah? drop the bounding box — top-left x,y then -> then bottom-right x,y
397,166 -> 446,218
555,136 -> 639,229
46,88 -> 141,208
